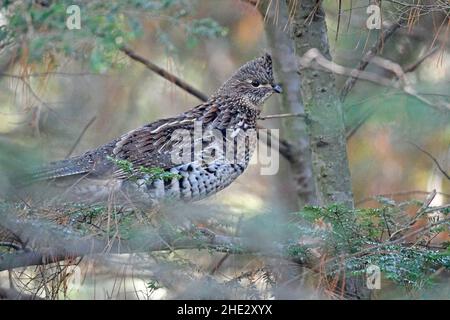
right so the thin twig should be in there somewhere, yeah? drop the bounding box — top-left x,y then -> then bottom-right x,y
120,46 -> 208,102
258,112 -> 306,120
388,189 -> 437,240
325,214 -> 450,270
408,142 -> 450,180
404,46 -> 439,73
299,48 -> 450,113
0,287 -> 44,300
210,215 -> 244,275
65,116 -> 97,158
356,190 -> 450,206
339,14 -> 406,102
0,72 -> 67,124
345,46 -> 440,140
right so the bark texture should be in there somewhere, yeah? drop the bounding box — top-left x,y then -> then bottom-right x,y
288,0 -> 354,208
259,1 -> 317,207
259,0 -> 367,299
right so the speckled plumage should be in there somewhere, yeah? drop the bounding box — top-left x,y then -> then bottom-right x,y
30,54 -> 281,204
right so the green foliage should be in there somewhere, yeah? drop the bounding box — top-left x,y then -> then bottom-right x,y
185,18 -> 228,48
147,279 -> 163,292
107,156 -> 134,176
347,246 -> 450,289
299,204 -> 376,252
2,0 -> 227,69
294,202 -> 450,291
106,156 -> 182,183
139,166 -> 182,182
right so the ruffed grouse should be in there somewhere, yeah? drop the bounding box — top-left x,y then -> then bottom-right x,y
28,54 -> 282,204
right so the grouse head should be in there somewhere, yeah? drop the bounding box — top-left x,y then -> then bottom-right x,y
215,53 -> 282,108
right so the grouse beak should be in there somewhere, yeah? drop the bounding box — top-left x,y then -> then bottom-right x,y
272,84 -> 283,94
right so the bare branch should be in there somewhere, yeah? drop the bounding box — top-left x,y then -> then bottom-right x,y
0,72 -> 108,78
356,190 -> 450,206
0,212 -> 293,272
0,287 -> 44,300
404,46 -> 440,73
339,15 -> 405,101
345,46 -> 441,140
120,46 -> 209,102
409,142 -> 450,180
258,112 -> 306,120
65,116 -> 97,158
388,189 -> 437,240
299,48 -> 450,113
325,214 -> 450,270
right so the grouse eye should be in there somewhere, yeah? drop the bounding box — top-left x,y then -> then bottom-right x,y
251,80 -> 260,87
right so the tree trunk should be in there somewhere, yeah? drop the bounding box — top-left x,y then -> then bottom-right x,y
289,0 -> 368,299
259,0 -> 368,299
259,0 -> 317,207
287,0 -> 354,208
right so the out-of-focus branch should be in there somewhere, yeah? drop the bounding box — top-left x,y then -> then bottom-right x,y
408,142 -> 450,180
325,209 -> 450,270
345,47 -> 440,140
338,9 -> 439,139
356,190 -> 450,206
404,47 -> 439,73
0,231 -> 248,271
339,15 -> 405,102
339,13 -> 402,140
0,287 -> 44,300
256,125 -> 295,162
258,112 -> 306,120
65,116 -> 97,158
0,43 -> 19,74
299,48 -> 450,113
0,213 -> 311,272
384,0 -> 450,12
388,190 -> 437,241
120,46 -> 209,102
0,71 -> 64,123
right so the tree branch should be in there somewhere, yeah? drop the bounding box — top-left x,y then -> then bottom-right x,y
120,46 -> 208,102
65,116 -> 97,158
0,287 -> 44,300
403,46 -> 439,73
258,112 -> 306,120
339,14 -> 405,102
299,48 -> 450,113
409,142 -> 450,180
356,189 -> 450,206
0,213 -> 307,272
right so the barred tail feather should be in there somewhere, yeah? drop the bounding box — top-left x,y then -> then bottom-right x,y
25,158 -> 90,184
31,164 -> 88,181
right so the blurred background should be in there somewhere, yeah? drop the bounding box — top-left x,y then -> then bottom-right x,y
0,0 -> 449,299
